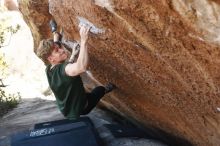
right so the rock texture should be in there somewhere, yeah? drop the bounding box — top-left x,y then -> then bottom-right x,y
18,0 -> 220,146
2,0 -> 18,11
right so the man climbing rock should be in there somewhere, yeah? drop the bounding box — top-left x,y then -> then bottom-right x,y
36,20 -> 116,120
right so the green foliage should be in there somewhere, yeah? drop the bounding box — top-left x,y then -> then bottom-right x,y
0,53 -> 21,117
0,19 -> 20,47
0,87 -> 21,117
0,6 -> 20,48
0,53 -> 8,77
0,6 -> 21,117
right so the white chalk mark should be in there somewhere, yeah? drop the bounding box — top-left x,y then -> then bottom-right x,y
94,0 -> 114,12
77,17 -> 105,34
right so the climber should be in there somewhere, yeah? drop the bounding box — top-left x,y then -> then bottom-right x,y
36,20 -> 116,120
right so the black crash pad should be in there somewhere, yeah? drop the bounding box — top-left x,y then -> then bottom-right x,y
11,117 -> 101,146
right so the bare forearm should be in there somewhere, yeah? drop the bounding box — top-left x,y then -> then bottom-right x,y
53,32 -> 60,42
68,42 -> 80,63
76,41 -> 88,71
64,25 -> 90,76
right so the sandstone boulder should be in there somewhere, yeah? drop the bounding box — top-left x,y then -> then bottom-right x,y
18,0 -> 220,146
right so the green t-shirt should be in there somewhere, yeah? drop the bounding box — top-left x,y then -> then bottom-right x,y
46,62 -> 87,120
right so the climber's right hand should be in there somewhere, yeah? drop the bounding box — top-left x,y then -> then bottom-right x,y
79,24 -> 91,43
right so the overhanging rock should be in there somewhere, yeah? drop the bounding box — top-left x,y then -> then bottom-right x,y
18,0 -> 220,146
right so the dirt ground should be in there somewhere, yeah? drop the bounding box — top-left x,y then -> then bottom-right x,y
0,98 -> 166,146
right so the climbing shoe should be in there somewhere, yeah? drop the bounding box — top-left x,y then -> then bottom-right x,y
105,83 -> 116,93
49,19 -> 57,33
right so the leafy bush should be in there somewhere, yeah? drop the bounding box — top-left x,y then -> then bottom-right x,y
0,6 -> 21,117
0,53 -> 21,117
0,6 -> 20,48
0,88 -> 21,117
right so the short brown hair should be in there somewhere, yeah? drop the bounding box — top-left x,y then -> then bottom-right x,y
36,39 -> 54,65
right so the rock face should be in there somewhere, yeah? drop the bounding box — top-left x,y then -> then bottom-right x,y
18,0 -> 220,146
2,0 -> 18,11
